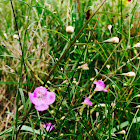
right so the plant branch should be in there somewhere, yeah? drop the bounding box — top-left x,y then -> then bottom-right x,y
43,0 -> 106,86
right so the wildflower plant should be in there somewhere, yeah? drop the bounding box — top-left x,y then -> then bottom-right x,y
0,0 -> 140,139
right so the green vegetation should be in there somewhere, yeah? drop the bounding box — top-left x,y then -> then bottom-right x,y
0,0 -> 140,139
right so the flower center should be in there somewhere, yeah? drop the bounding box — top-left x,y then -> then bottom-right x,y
37,90 -> 44,98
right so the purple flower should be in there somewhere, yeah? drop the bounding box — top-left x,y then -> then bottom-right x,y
43,122 -> 56,131
83,98 -> 93,106
29,86 -> 56,111
94,80 -> 108,92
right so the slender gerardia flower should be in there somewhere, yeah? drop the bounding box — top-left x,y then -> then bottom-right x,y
43,122 -> 56,131
94,80 -> 108,92
29,86 -> 56,111
82,98 -> 93,106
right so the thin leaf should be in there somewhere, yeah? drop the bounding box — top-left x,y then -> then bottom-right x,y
19,88 -> 25,106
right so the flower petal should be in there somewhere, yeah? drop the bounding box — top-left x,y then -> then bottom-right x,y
103,89 -> 108,92
46,123 -> 56,131
44,91 -> 56,105
35,104 -> 49,111
93,81 -> 98,84
34,86 -> 47,97
50,125 -> 55,131
83,98 -> 93,106
46,125 -> 51,131
98,80 -> 105,88
94,87 -> 103,91
43,124 -> 46,128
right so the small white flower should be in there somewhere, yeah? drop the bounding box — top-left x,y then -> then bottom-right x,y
104,37 -> 119,43
133,42 -> 140,48
122,71 -> 136,77
66,26 -> 74,34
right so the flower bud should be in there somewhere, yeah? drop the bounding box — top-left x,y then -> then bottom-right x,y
106,65 -> 110,69
13,34 -> 19,39
72,78 -> 78,85
97,103 -> 106,107
111,133 -> 116,136
135,94 -> 140,97
66,26 -> 74,34
78,63 -> 89,70
122,71 -> 136,77
104,37 -> 119,43
136,105 -> 140,108
60,116 -> 65,120
90,77 -> 94,81
62,80 -> 68,84
133,42 -> 140,48
108,24 -> 112,31
117,130 -> 126,135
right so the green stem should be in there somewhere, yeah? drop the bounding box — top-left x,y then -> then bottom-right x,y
43,0 -> 107,86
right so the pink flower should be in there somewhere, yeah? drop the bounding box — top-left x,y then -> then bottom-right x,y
82,98 -> 93,106
94,80 -> 107,92
43,122 -> 56,131
29,86 -> 56,111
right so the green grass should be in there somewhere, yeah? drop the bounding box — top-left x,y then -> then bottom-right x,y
0,0 -> 140,139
